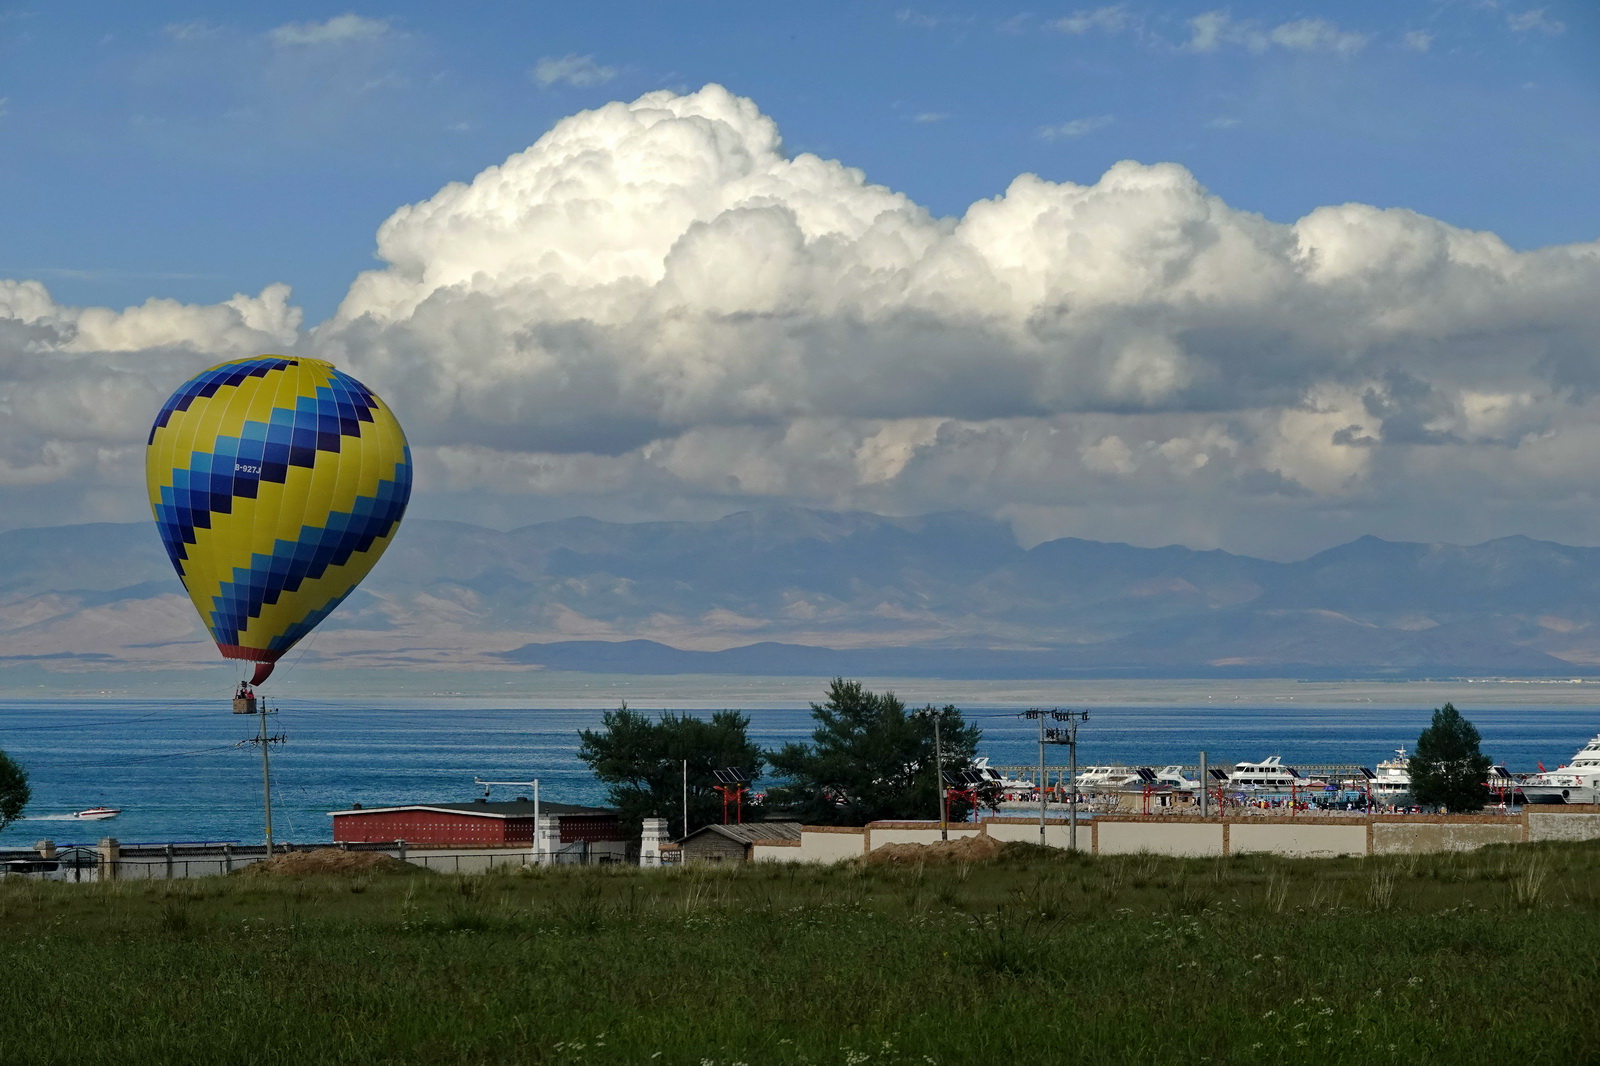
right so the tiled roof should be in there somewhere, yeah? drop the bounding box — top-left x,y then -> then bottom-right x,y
684,821 -> 803,845
329,799 -> 615,819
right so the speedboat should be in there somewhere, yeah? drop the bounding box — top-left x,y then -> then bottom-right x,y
1519,735 -> 1600,804
73,807 -> 120,820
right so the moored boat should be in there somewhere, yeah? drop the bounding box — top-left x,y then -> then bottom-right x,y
1518,735 -> 1600,804
1371,748 -> 1412,802
1227,756 -> 1298,791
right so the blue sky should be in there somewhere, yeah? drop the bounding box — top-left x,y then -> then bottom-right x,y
4,2 -> 1600,561
3,1 -> 1595,323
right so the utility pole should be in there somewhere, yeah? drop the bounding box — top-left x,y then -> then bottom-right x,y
1198,752 -> 1209,818
682,759 -> 689,840
1037,710 -> 1046,844
1068,719 -> 1079,852
1029,709 -> 1090,850
916,707 -> 950,840
237,696 -> 284,856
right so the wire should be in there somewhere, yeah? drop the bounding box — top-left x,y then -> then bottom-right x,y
118,743 -> 240,764
271,625 -> 322,684
0,707 -> 225,733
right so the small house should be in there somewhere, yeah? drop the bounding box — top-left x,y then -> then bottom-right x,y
677,822 -> 803,863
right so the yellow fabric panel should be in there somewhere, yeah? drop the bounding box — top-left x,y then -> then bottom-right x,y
146,356 -> 412,662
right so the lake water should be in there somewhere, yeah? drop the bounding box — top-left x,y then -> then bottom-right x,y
3,685 -> 1598,847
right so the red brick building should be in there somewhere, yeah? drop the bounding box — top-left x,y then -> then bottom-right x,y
329,797 -> 622,847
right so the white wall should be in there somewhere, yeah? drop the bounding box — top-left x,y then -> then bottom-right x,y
984,821 -> 1081,848
1230,822 -> 1366,858
1372,822 -> 1519,855
1527,812 -> 1600,842
1097,821 -> 1224,857
868,826 -> 980,849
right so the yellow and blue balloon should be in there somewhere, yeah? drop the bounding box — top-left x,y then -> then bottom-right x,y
145,356 -> 411,685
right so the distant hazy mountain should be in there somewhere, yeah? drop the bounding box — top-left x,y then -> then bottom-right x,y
4,508 -> 1599,680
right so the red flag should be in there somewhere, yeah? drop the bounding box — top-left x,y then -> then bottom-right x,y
1538,761 -> 1546,773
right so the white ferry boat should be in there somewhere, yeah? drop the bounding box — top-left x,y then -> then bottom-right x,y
1075,766 -> 1144,791
1371,748 -> 1412,801
1519,735 -> 1600,804
1154,765 -> 1198,790
1227,756 -> 1299,791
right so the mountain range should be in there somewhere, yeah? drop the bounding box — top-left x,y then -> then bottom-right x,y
5,508 -> 1600,680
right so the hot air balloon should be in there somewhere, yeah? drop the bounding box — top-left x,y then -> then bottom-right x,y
145,356 -> 411,690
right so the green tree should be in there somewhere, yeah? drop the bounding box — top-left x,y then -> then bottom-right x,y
1408,702 -> 1492,812
765,678 -> 984,825
577,703 -> 762,839
0,747 -> 28,836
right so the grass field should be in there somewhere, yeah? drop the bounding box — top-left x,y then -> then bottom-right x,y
0,842 -> 1596,1064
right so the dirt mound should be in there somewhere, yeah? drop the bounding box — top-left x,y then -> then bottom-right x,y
865,832 -> 1006,865
240,848 -> 428,877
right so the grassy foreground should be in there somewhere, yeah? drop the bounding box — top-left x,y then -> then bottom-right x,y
1,843 -> 1596,1065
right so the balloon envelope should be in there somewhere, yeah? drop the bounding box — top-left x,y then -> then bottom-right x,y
145,356 -> 411,681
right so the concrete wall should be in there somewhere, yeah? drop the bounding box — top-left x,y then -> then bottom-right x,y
1230,822 -> 1366,858
867,826 -> 981,850
1372,821 -> 1520,855
765,827 -> 864,863
1097,820 -> 1224,857
984,820 -> 1081,848
1528,810 -> 1600,842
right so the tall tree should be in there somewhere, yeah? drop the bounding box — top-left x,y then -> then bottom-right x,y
0,747 -> 28,836
577,703 -> 762,839
765,678 -> 984,825
1408,702 -> 1492,813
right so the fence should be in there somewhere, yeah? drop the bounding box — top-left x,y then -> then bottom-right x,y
0,838 -> 634,884
742,807 -> 1600,863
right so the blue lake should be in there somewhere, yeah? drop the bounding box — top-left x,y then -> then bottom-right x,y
3,694 -> 1597,847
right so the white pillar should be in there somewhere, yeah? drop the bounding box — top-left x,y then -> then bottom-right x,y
536,815 -> 560,864
640,817 -> 668,867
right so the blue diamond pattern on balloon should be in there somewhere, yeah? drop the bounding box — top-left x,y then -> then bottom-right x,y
152,376 -> 389,574
203,461 -> 413,647
148,358 -> 294,443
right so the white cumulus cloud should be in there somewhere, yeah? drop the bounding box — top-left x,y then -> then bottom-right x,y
5,84 -> 1600,556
